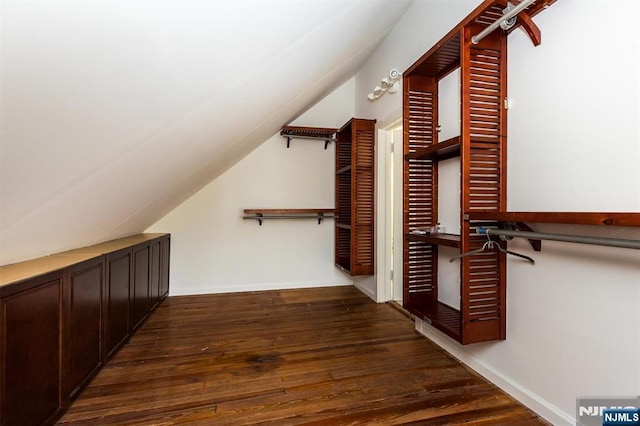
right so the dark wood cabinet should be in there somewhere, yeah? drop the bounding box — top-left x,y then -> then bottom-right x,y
64,257 -> 104,400
159,235 -> 170,299
105,248 -> 132,358
131,243 -> 150,331
149,239 -> 161,309
0,272 -> 63,426
335,118 -> 376,276
0,234 -> 170,425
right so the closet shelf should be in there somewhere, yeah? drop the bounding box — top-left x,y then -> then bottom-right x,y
405,136 -> 461,161
464,211 -> 640,227
411,302 -> 461,341
406,233 -> 461,248
280,126 -> 338,149
243,209 -> 334,226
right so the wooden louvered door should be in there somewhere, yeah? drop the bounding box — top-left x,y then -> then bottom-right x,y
459,25 -> 507,344
335,118 -> 376,276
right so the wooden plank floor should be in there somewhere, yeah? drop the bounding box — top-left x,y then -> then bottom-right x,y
58,286 -> 547,425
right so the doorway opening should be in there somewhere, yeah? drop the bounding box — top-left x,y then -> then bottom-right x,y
376,121 -> 403,303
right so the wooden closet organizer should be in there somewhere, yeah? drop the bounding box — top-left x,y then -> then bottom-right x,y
402,0 -> 555,344
335,118 -> 376,276
259,118 -> 376,276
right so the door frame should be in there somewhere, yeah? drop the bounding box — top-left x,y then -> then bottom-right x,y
376,121 -> 403,303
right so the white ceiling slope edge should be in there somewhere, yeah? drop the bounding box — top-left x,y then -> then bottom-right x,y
0,0 -> 413,265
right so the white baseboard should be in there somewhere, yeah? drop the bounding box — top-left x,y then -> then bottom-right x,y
168,280 -> 351,296
353,280 -> 376,301
414,319 -> 575,426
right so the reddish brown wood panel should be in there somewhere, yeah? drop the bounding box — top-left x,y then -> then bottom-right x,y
403,75 -> 440,320
334,118 -> 376,276
405,136 -> 461,161
460,24 -> 507,344
352,119 -> 376,275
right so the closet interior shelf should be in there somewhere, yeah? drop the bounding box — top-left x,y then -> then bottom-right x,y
464,211 -> 640,227
280,126 -> 338,149
405,136 -> 461,161
243,209 -> 335,226
406,233 -> 461,248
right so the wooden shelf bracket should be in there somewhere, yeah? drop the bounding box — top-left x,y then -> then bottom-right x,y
243,209 -> 335,226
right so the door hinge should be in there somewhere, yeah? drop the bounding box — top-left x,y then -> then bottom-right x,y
390,270 -> 394,281
390,141 -> 394,153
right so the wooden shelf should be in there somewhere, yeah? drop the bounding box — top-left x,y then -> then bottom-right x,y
465,211 -> 640,227
244,209 -> 334,215
243,209 -> 335,225
407,302 -> 461,341
280,126 -> 337,149
406,233 -> 461,248
405,136 -> 461,161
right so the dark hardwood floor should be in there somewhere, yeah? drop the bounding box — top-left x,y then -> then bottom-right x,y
58,286 -> 547,425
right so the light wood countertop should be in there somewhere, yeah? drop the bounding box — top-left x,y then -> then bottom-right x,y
0,233 -> 169,288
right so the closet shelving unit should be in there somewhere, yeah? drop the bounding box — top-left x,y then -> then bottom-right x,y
251,119 -> 377,276
402,0 -> 555,344
335,118 -> 376,276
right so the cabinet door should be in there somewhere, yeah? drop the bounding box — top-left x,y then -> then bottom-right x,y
131,243 -> 150,331
0,273 -> 63,426
105,249 -> 131,358
65,257 -> 104,400
159,235 -> 170,298
149,239 -> 161,309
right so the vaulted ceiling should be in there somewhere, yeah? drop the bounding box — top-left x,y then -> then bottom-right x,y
0,0 -> 413,264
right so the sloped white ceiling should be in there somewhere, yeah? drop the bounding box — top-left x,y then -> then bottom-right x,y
0,0 -> 413,264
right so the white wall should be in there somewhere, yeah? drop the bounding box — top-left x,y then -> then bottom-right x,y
355,1 -> 640,424
147,79 -> 355,295
0,0 -> 412,266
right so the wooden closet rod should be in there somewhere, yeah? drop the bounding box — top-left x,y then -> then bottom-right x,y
476,226 -> 640,250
